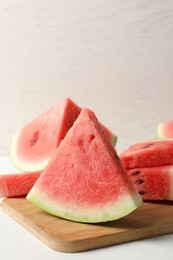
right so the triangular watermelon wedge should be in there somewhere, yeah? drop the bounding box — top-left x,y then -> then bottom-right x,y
10,98 -> 81,172
10,98 -> 117,172
27,108 -> 142,223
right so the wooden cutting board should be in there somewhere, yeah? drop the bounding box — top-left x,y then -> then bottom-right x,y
1,198 -> 173,253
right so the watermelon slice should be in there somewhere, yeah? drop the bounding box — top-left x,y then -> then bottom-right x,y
10,98 -> 81,172
10,98 -> 117,172
27,108 -> 142,223
120,140 -> 173,170
127,166 -> 173,201
157,120 -> 173,138
0,171 -> 41,198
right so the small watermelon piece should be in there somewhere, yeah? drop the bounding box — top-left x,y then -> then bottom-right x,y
127,166 -> 173,201
10,98 -> 117,172
120,140 -> 173,170
157,120 -> 173,138
27,108 -> 142,223
0,171 -> 41,198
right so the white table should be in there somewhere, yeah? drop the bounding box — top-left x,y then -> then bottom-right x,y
0,157 -> 173,260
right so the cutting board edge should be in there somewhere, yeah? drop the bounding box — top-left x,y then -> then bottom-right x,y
1,198 -> 130,252
1,199 -> 59,249
1,198 -> 115,252
1,198 -> 173,253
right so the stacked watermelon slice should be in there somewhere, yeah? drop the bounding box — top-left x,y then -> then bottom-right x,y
120,140 -> 173,201
0,171 -> 41,198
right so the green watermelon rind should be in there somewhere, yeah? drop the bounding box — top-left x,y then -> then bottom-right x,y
10,131 -> 49,172
157,122 -> 173,139
27,189 -> 142,223
110,134 -> 117,147
157,123 -> 165,138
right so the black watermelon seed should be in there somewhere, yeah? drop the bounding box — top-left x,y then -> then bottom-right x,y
136,179 -> 144,184
141,143 -> 154,149
114,152 -> 120,161
132,170 -> 141,176
139,191 -> 146,195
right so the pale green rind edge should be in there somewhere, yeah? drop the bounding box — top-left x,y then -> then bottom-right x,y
157,123 -> 173,139
157,123 -> 164,138
10,131 -> 48,172
27,191 -> 143,223
111,134 -> 118,147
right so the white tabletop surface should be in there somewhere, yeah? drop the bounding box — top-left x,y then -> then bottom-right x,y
0,157 -> 173,260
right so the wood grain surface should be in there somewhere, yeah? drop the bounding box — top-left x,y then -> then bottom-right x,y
2,198 -> 173,253
0,0 -> 173,156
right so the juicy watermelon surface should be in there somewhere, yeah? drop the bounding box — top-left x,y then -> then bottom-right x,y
10,98 -> 117,172
0,171 -> 41,198
27,108 -> 142,223
127,166 -> 173,201
120,139 -> 173,169
10,98 -> 81,172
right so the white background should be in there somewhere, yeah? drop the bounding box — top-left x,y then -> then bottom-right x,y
0,1 -> 173,259
0,0 -> 173,156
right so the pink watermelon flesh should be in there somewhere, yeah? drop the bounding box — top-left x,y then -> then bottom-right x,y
11,98 -> 117,172
11,98 -> 81,172
27,108 -> 142,223
127,166 -> 173,201
157,120 -> 173,138
0,171 -> 41,198
120,140 -> 173,170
